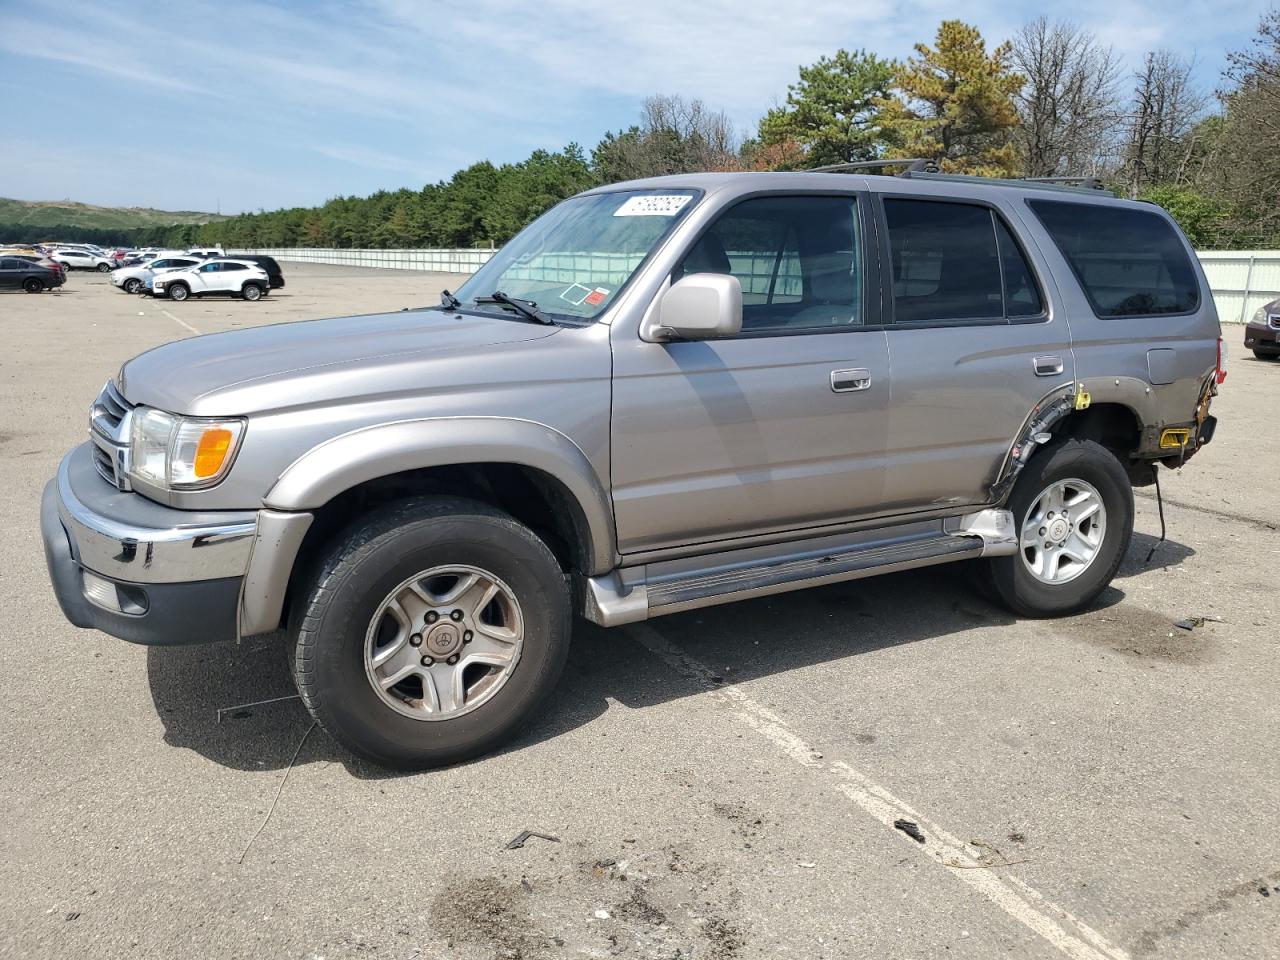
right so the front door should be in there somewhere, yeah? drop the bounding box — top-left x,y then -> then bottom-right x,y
611,192 -> 891,556
874,194 -> 1074,512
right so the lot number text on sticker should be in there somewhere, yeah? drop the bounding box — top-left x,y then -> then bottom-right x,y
614,194 -> 692,217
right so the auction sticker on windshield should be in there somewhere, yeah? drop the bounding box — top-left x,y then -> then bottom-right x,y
614,194 -> 693,217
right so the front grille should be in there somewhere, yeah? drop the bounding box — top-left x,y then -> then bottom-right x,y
1268,313 -> 1280,331
89,380 -> 134,491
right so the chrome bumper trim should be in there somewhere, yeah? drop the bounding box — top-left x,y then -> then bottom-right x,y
55,447 -> 256,584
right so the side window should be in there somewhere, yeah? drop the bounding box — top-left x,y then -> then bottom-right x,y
222,263 -> 247,272
885,200 -> 1004,323
995,217 -> 1044,318
200,262 -> 221,273
176,259 -> 198,268
1028,200 -> 1199,317
676,195 -> 863,333
0,258 -> 17,269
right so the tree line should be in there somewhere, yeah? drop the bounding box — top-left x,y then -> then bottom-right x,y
16,12 -> 1280,251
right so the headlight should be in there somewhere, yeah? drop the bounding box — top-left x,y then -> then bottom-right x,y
1253,307 -> 1266,325
130,408 -> 245,489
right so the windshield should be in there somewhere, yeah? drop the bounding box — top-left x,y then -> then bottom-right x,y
451,188 -> 700,322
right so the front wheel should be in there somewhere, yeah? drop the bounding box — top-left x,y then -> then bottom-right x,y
982,439 -> 1133,617
123,278 -> 142,294
96,262 -> 111,273
1254,349 -> 1278,361
166,282 -> 190,302
292,496 -> 571,769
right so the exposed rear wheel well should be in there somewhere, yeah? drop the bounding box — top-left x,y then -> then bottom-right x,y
1055,403 -> 1150,484
283,463 -> 592,628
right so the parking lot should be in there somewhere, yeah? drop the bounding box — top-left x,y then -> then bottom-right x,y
2,263 -> 1278,960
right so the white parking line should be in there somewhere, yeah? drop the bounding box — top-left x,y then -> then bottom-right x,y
161,309 -> 200,336
627,623 -> 1131,960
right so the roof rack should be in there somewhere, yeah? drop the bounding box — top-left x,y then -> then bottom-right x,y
803,160 -> 1115,196
808,158 -> 940,175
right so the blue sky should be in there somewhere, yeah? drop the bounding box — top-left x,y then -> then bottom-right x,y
0,0 -> 1268,214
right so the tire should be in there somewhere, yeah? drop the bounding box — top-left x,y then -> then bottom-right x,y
292,496 -> 571,769
167,282 -> 190,302
96,262 -> 111,273
123,278 -> 141,295
22,277 -> 43,294
981,439 -> 1133,618
1253,349 -> 1278,360
241,282 -> 263,301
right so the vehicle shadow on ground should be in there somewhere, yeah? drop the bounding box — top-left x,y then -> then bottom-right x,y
146,535 -> 1191,777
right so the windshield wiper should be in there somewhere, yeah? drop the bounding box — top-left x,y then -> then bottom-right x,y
473,291 -> 554,325
440,289 -> 462,310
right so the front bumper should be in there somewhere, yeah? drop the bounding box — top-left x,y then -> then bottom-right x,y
1244,321 -> 1280,352
41,444 -> 257,645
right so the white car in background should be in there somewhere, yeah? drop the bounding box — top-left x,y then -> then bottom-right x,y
52,249 -> 115,272
111,255 -> 203,294
150,258 -> 271,301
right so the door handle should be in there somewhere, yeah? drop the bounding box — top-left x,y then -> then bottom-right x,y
1033,356 -> 1064,377
831,368 -> 872,393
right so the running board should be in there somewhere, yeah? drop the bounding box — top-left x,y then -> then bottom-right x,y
583,508 -> 1016,627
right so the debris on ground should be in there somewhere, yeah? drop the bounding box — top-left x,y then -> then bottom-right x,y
1173,615 -> 1225,631
894,819 -> 926,844
504,830 -> 561,850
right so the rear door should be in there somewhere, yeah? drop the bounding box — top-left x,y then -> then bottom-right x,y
611,191 -> 892,555
875,193 -> 1074,512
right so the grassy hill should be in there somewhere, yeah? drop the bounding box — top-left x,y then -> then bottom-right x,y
0,197 -> 226,233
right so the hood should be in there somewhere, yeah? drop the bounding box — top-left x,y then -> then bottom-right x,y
119,308 -> 560,416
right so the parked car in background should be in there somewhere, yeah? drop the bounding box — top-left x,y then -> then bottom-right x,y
187,246 -> 225,258
111,255 -> 203,294
14,254 -> 69,280
150,258 -> 271,301
52,249 -> 115,272
0,255 -> 64,292
1244,299 -> 1280,359
227,254 -> 285,288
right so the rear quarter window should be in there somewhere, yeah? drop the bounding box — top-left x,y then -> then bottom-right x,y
1028,200 -> 1200,318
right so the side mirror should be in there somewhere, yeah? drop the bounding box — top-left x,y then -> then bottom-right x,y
648,273 -> 742,342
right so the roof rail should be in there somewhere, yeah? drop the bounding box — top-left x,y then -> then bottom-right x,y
807,158 -> 940,176
1022,176 -> 1108,191
899,170 -> 1116,197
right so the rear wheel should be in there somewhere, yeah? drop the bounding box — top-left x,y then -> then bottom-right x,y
1253,349 -> 1278,360
241,282 -> 264,301
292,496 -> 571,769
22,277 -> 43,293
981,439 -> 1133,617
167,282 -> 190,302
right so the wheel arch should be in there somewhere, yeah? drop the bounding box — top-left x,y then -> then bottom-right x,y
264,417 -> 617,576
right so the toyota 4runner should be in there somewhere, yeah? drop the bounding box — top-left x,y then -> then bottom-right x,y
41,170 -> 1224,768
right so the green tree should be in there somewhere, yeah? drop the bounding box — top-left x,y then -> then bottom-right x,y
756,49 -> 894,167
878,20 -> 1024,176
1139,186 -> 1226,247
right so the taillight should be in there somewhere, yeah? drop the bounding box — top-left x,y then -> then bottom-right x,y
1216,337 -> 1227,384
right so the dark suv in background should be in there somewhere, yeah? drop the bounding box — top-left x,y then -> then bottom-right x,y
1244,298 -> 1280,358
229,254 -> 285,289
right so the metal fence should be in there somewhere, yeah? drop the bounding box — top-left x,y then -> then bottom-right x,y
1196,252 -> 1280,324
232,247 -> 1280,323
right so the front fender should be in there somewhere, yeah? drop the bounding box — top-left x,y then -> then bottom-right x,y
263,416 -> 617,574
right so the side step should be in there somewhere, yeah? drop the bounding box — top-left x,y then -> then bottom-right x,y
583,508 -> 1016,627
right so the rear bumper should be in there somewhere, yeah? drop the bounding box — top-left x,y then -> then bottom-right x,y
41,446 -> 257,645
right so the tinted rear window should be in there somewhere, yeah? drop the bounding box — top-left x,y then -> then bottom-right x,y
1028,200 -> 1200,318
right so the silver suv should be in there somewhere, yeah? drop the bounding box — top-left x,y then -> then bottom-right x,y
41,170 -> 1224,768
